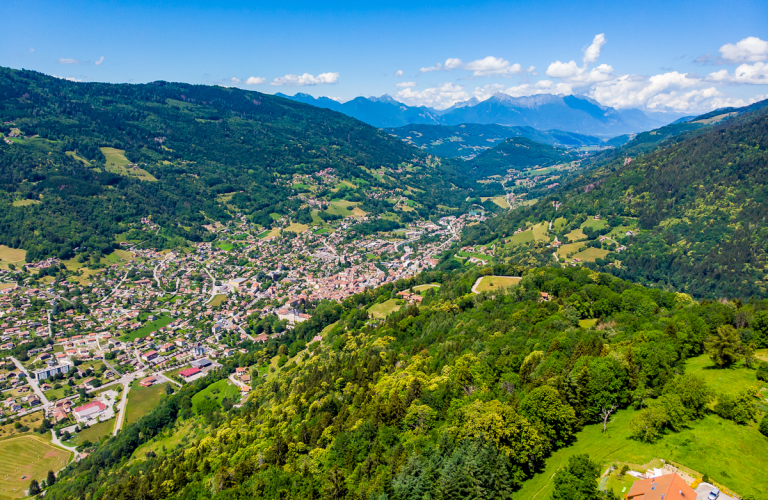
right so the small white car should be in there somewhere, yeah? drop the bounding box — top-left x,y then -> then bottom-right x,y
707,488 -> 720,500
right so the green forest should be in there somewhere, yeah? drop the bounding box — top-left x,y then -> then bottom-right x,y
0,67 -> 494,262
43,265 -> 768,500
464,105 -> 768,299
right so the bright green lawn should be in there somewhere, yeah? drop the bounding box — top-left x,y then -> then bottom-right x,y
505,230 -> 535,247
70,419 -> 113,446
684,354 -> 765,397
573,247 -> 610,262
473,276 -> 521,293
215,241 -> 234,251
581,217 -> 607,231
515,409 -> 768,500
121,315 -> 173,341
191,379 -> 240,414
553,217 -> 567,232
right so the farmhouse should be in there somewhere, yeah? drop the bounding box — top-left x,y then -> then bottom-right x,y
626,473 -> 696,500
140,376 -> 157,387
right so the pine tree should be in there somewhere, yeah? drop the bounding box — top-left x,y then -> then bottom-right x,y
46,470 -> 56,486
28,479 -> 41,496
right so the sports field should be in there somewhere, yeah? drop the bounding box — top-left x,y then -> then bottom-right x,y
473,276 -> 521,293
0,436 -> 70,499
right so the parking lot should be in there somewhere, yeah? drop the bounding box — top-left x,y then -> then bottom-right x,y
695,483 -> 735,500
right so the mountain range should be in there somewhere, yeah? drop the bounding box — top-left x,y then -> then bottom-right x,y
277,92 -> 681,137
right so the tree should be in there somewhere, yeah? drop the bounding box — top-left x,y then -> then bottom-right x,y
760,414 -> 768,438
551,454 -> 601,500
28,479 -> 41,496
705,325 -> 741,368
520,386 -> 577,448
47,470 -> 56,486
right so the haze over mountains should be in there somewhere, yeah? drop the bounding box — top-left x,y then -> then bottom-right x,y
277,92 -> 683,137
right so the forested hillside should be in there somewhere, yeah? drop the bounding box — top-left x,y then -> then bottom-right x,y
0,67 -> 488,262
43,266 -> 768,500
384,123 -> 603,159
464,102 -> 768,299
466,137 -> 577,177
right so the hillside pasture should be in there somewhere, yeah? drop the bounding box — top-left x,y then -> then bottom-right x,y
515,409 -> 768,500
326,200 -> 366,217
0,245 -> 26,269
532,222 -> 549,241
473,276 -> 521,293
684,354 -> 765,397
581,216 -> 607,231
11,200 -> 40,207
125,382 -> 168,427
100,147 -> 157,182
368,299 -> 403,319
0,436 -> 70,499
191,379 -> 240,414
564,228 -> 587,241
481,196 -> 510,209
505,230 -> 535,247
572,247 -> 610,262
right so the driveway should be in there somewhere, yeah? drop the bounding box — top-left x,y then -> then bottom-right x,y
695,483 -> 735,500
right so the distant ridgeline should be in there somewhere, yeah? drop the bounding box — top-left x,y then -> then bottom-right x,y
464,137 -> 578,177
463,100 -> 768,299
0,67 -> 494,261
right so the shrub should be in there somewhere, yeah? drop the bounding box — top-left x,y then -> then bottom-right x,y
760,414 -> 768,438
756,362 -> 768,382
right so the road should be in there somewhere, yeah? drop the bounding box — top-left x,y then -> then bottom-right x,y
10,356 -> 49,406
112,379 -> 131,436
204,267 -> 219,304
153,252 -> 174,289
97,266 -> 133,305
50,429 -> 78,456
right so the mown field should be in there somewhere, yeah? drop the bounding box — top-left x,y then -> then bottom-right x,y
368,298 -> 403,319
0,435 -> 70,500
191,379 -> 240,414
473,275 -> 521,293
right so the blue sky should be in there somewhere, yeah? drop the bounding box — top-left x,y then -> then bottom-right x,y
2,0 -> 767,112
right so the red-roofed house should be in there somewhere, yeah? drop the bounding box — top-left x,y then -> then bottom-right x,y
141,350 -> 158,362
73,400 -> 107,421
626,473 -> 696,500
179,367 -> 202,381
140,376 -> 157,387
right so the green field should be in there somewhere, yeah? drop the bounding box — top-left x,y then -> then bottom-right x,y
11,199 -> 40,207
100,147 -> 157,182
565,228 -> 587,241
505,230 -> 535,247
69,420 -> 113,446
368,298 -> 403,319
515,409 -> 768,500
215,241 -> 234,251
125,383 -> 168,426
572,247 -> 610,262
209,294 -> 227,307
325,200 -> 366,217
413,283 -> 441,293
553,217 -> 567,231
121,315 -> 173,341
684,354 -> 766,397
473,276 -> 521,293
0,245 -> 26,269
191,379 -> 240,413
481,196 -> 510,209
532,222 -> 549,241
578,318 -> 598,329
581,217 -> 608,231
0,436 -> 70,499
286,222 -> 309,233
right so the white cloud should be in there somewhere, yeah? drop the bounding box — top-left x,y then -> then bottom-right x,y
419,63 -> 442,73
230,76 -> 242,84
95,56 -> 104,66
245,76 -> 266,85
545,34 -> 614,86
590,71 -> 701,109
444,58 -> 463,69
29,48 -> 34,53
270,72 -> 339,86
473,84 -> 505,101
464,56 -> 523,77
719,37 -> 768,63
708,62 -> 768,84
394,70 -> 404,77
583,33 -> 606,65
396,83 -> 469,109
59,58 -> 81,64
504,80 -> 574,97
396,81 -> 417,88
